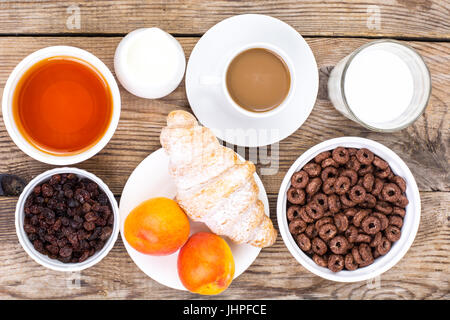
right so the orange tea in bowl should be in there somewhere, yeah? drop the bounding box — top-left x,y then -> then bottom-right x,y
12,56 -> 113,155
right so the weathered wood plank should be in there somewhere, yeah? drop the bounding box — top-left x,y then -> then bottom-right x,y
0,1 -> 449,39
0,37 -> 448,194
0,192 -> 448,299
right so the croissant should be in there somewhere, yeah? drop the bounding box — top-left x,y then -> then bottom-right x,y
160,110 -> 277,248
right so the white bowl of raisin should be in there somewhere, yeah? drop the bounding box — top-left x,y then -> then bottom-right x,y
16,167 -> 119,272
277,137 -> 421,282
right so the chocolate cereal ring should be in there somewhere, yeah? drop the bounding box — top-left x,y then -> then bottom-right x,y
315,217 -> 333,231
375,201 -> 393,214
392,206 -> 406,218
361,216 -> 381,235
371,178 -> 384,196
355,234 -> 372,243
313,254 -> 328,268
334,213 -> 349,232
287,187 -> 306,204
352,209 -> 370,227
359,243 -> 373,261
322,178 -> 336,195
319,223 -> 337,241
394,195 -> 409,208
351,247 -> 364,264
370,232 -> 382,248
361,193 -> 377,208
306,202 -> 324,220
356,148 -> 374,165
391,175 -> 407,193
329,236 -> 349,255
312,237 -> 328,255
372,212 -> 389,231
303,163 -> 322,177
340,169 -> 358,186
345,253 -> 358,270
349,185 -> 367,203
289,219 -> 307,234
375,166 -> 391,179
296,233 -> 312,251
359,259 -> 375,268
345,226 -> 359,243
362,173 -> 375,192
346,156 -> 361,172
328,254 -> 344,272
304,224 -> 317,239
358,164 -> 374,176
382,183 -> 401,203
377,237 -> 391,255
348,148 -> 357,156
358,244 -> 374,267
344,208 -> 358,218
306,177 -> 322,195
291,170 -> 309,189
385,225 -> 402,242
287,205 -> 302,221
332,147 -> 350,164
387,170 -> 395,180
327,194 -> 341,213
321,158 -> 339,168
314,151 -> 331,164
334,176 -> 351,195
312,193 -> 328,211
340,193 -> 356,207
298,206 -> 314,223
388,215 -> 403,228
321,167 -> 338,181
373,156 -> 389,170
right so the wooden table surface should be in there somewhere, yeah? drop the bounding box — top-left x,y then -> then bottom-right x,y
0,1 -> 448,300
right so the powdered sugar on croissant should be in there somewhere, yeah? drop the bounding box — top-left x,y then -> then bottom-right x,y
160,110 -> 277,248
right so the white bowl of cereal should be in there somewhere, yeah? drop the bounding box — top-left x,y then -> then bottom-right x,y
277,137 -> 421,282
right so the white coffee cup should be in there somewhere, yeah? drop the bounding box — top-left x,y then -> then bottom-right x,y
200,42 -> 295,118
2,46 -> 121,165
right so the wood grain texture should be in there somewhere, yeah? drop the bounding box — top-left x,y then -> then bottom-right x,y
0,7 -> 448,298
0,1 -> 449,39
0,37 -> 448,195
0,192 -> 448,300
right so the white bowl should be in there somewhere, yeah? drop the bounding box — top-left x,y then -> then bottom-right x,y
114,27 -> 186,99
277,137 -> 421,282
15,167 -> 119,272
2,46 -> 121,165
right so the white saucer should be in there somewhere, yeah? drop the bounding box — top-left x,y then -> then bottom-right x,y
119,148 -> 270,291
185,14 -> 319,147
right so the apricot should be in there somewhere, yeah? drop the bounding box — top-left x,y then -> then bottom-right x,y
178,232 -> 235,295
124,197 -> 189,255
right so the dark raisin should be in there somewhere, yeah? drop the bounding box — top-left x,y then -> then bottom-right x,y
49,174 -> 61,185
41,183 -> 54,197
100,226 -> 113,241
88,227 -> 102,240
97,193 -> 108,206
59,246 -> 73,258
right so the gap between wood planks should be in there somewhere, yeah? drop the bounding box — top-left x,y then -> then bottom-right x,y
0,33 -> 449,43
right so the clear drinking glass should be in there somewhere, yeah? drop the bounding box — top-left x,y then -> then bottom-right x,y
328,40 -> 431,131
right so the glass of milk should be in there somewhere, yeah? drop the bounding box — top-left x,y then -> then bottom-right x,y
328,40 -> 431,131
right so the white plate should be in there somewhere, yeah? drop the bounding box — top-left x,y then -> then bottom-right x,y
119,148 -> 270,291
185,14 -> 319,147
277,137 -> 421,282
